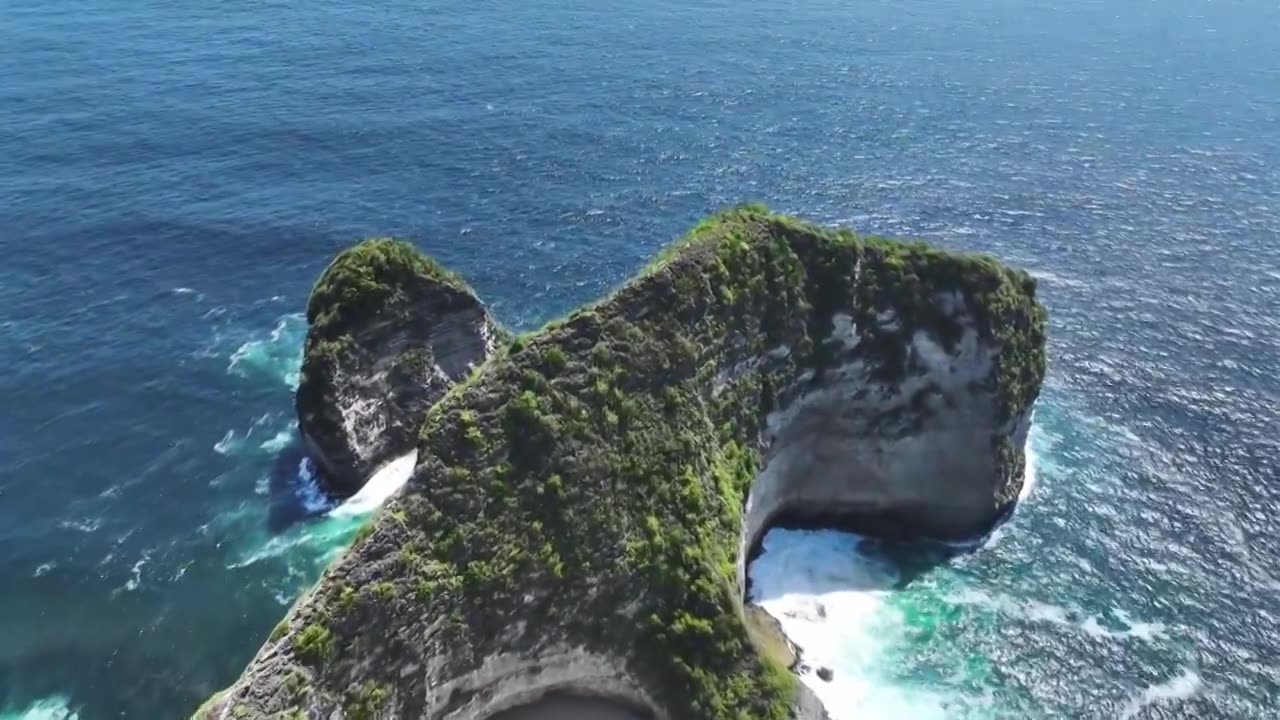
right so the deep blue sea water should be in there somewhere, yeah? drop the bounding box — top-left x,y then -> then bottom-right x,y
2,0 -> 1278,718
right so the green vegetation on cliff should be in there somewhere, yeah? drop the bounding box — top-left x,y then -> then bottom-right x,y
306,238 -> 467,338
299,239 -> 470,405
204,206 -> 1045,720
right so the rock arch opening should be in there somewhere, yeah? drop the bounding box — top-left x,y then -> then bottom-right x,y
736,319 -> 1032,598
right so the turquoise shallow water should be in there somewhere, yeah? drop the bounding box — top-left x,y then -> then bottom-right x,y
749,398 -> 1247,718
2,0 -> 1279,717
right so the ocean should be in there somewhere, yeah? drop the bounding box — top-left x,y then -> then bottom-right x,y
1,0 -> 1278,717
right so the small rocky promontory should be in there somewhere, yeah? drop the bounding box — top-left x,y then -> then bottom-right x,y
198,206 -> 1046,720
296,238 -> 505,496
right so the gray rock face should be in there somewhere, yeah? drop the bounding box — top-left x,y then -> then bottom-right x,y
738,293 -> 1034,590
490,694 -> 649,720
296,239 -> 504,496
731,288 -> 1035,720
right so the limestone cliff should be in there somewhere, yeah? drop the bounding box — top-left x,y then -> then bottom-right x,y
297,239 -> 505,496
199,207 -> 1046,720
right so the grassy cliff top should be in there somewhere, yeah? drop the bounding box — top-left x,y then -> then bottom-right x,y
297,238 -> 486,436
305,238 -> 471,338
208,206 -> 1045,720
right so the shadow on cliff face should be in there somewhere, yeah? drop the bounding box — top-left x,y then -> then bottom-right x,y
266,435 -> 335,533
487,694 -> 653,720
747,519 -> 974,602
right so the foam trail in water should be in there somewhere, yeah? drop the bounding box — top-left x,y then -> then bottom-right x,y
330,452 -> 419,518
229,514 -> 357,569
1120,669 -> 1201,719
259,427 -> 295,453
226,313 -> 306,389
1020,423 -> 1042,501
122,550 -> 151,592
295,457 -> 336,514
213,429 -> 240,455
228,451 -> 418,570
945,589 -> 1166,643
216,415 -> 295,458
0,696 -> 78,720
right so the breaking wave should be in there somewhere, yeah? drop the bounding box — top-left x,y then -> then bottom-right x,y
230,451 -> 418,571
747,427 -> 1047,719
0,697 -> 78,720
226,314 -> 306,389
328,452 -> 418,518
1120,669 -> 1202,719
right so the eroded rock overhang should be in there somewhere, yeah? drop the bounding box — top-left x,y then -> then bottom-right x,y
737,292 -> 1036,594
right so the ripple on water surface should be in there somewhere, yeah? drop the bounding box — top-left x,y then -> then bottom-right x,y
2,0 -> 1279,716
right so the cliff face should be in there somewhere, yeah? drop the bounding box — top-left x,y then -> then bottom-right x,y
201,207 -> 1046,720
739,266 -> 1039,580
296,239 -> 505,496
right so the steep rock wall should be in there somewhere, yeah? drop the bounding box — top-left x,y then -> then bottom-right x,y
296,239 -> 505,496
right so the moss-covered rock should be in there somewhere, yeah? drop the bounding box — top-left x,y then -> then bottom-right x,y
203,207 -> 1045,720
297,238 -> 506,496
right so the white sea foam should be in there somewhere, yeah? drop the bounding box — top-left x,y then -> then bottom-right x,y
1120,668 -> 1202,718
0,696 -> 79,720
1019,421 -> 1045,502
170,287 -> 206,303
213,429 -> 240,455
296,457 -> 336,514
749,530 -> 952,720
747,430 -> 1055,718
123,550 -> 151,592
330,451 -> 418,518
170,287 -> 207,303
258,427 -> 295,453
227,452 -> 417,570
228,519 -> 356,569
58,518 -> 101,534
1082,609 -> 1167,642
226,313 -> 305,389
216,415 -> 294,456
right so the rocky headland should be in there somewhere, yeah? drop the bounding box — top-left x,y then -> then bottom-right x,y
296,239 -> 506,497
196,206 -> 1046,720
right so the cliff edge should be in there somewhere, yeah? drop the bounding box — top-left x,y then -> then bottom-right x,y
199,206 -> 1046,720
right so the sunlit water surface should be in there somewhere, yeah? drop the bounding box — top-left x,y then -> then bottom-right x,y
2,0 -> 1278,717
